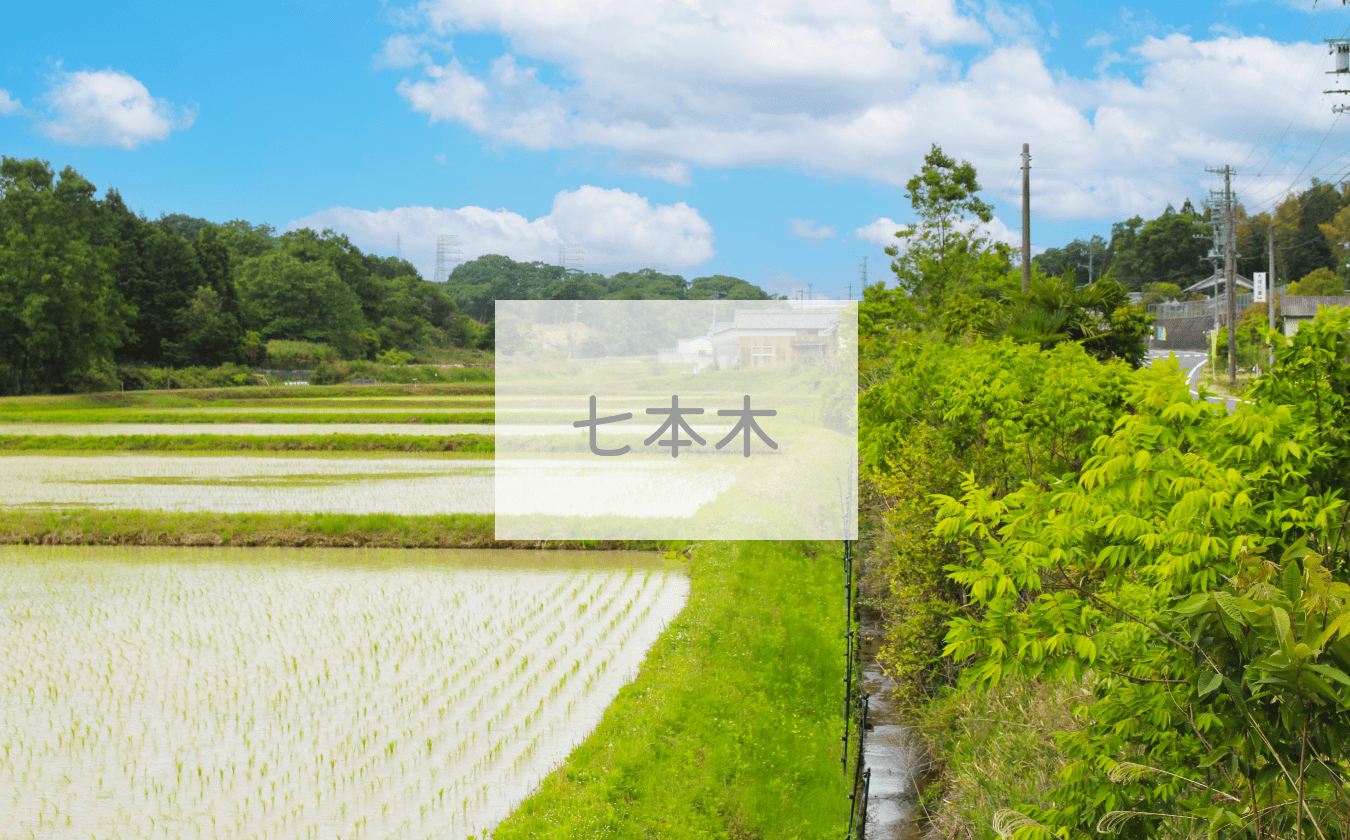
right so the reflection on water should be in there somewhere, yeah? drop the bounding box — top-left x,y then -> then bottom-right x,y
0,545 -> 689,840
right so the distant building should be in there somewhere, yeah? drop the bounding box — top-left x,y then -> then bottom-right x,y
1183,272 -> 1253,298
733,309 -> 839,369
1281,295 -> 1350,337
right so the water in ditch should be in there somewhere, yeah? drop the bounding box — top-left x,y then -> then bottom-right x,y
857,607 -> 926,840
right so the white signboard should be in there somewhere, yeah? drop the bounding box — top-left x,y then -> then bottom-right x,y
1254,271 -> 1268,303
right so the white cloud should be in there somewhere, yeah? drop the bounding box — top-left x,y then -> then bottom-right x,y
290,186 -> 715,280
788,218 -> 835,240
387,1 -> 1343,221
634,161 -> 691,186
38,69 -> 194,149
855,217 -> 901,246
855,213 -> 1023,251
0,90 -> 21,116
376,34 -> 431,69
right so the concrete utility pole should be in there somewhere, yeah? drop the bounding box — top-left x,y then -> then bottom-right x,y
1021,143 -> 1031,292
1268,226 -> 1276,367
1223,166 -> 1237,387
1205,165 -> 1237,386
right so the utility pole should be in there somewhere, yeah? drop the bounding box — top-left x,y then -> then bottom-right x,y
1204,167 -> 1237,385
1021,143 -> 1031,292
1221,166 -> 1237,387
1268,226 -> 1276,367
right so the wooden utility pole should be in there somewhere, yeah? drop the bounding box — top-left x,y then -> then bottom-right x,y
1021,143 -> 1031,292
1223,166 -> 1237,388
1268,226 -> 1276,367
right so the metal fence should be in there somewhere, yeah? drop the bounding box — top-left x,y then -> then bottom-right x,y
842,540 -> 871,839
1148,286 -> 1288,319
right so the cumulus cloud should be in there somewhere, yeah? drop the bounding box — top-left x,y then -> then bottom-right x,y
789,218 -> 835,240
290,186 -> 715,280
856,214 -> 1023,250
387,0 -> 1340,220
855,217 -> 901,246
0,90 -> 21,116
38,69 -> 194,149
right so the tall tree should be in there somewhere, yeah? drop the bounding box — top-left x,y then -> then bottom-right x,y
887,144 -> 998,318
0,158 -> 131,393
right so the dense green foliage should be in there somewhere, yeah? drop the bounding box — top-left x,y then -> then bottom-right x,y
0,159 -> 131,394
861,146 -> 1152,366
1104,207 -> 1211,292
1288,267 -> 1346,297
0,157 -> 477,394
860,307 -> 1350,838
1035,178 -> 1350,296
495,540 -> 845,840
442,255 -> 772,323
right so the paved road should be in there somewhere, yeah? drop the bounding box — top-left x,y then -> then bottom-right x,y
1145,349 -> 1242,412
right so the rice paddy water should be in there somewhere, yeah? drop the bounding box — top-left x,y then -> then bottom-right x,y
0,456 -> 493,515
0,545 -> 689,840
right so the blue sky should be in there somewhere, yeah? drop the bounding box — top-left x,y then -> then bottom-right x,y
3,0 -> 1350,298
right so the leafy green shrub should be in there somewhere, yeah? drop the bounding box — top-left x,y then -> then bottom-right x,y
930,307 -> 1350,838
264,339 -> 338,366
117,363 -> 258,391
1288,266 -> 1346,297
310,359 -> 350,385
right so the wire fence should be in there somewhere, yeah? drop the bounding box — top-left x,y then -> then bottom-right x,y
842,540 -> 870,839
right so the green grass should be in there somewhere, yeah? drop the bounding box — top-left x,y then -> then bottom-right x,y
0,434 -> 494,453
0,382 -> 494,412
0,509 -> 677,550
495,540 -> 847,840
914,676 -> 1091,839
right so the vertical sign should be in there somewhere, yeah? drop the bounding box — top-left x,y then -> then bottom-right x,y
1253,271 -> 1268,303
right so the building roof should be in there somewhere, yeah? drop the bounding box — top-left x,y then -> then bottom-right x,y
1281,295 -> 1350,318
733,310 -> 838,330
1183,273 -> 1254,294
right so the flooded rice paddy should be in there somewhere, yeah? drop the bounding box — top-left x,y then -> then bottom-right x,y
0,456 -> 492,515
0,545 -> 689,840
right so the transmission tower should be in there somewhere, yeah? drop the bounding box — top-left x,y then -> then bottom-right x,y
435,235 -> 462,284
558,244 -> 585,277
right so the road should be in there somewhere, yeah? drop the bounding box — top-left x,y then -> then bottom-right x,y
1146,349 -> 1242,412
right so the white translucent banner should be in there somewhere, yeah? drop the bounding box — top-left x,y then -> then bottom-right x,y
494,300 -> 858,539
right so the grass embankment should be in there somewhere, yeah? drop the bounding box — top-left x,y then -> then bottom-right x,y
0,382 -> 494,411
0,510 -> 678,549
0,410 -> 494,424
495,540 -> 846,840
0,434 -> 494,453
913,677 -> 1091,837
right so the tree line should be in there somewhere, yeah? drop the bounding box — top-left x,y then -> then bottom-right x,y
443,255 -> 772,324
0,156 -> 777,395
0,157 -> 473,395
1036,182 -> 1350,301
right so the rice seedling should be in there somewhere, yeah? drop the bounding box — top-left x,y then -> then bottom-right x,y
0,546 -> 688,840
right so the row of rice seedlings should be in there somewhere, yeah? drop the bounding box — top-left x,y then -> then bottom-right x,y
0,456 -> 491,515
0,551 -> 686,840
